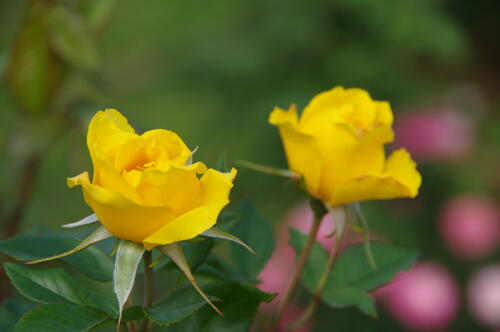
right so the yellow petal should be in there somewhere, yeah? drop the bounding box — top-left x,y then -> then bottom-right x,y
87,109 -> 137,162
92,150 -> 143,203
68,172 -> 174,243
300,87 -> 393,131
199,167 -> 237,205
269,106 -> 323,196
384,148 -> 422,197
330,148 -> 421,206
335,125 -> 394,184
375,101 -> 393,127
143,168 -> 237,249
141,129 -> 192,168
137,165 -> 203,213
300,86 -> 350,125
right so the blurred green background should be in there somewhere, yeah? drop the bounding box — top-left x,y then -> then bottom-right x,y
1,0 -> 500,331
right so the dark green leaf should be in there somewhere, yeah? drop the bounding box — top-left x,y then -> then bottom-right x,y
183,239 -> 213,271
0,299 -> 35,331
46,6 -> 98,70
121,306 -> 145,322
168,282 -> 274,332
217,209 -> 241,230
321,287 -> 377,317
0,235 -> 114,281
14,303 -> 106,332
329,242 -> 419,291
229,201 -> 274,281
145,286 -> 219,326
3,263 -> 116,317
289,229 -> 418,317
158,244 -> 222,316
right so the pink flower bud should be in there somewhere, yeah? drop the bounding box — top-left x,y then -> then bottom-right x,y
394,109 -> 474,162
376,262 -> 459,331
468,265 -> 500,328
439,194 -> 500,259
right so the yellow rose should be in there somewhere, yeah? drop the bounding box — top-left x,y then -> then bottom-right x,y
68,109 -> 237,250
269,86 -> 421,206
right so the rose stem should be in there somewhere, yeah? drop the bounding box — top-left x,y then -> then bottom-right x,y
287,208 -> 347,331
140,251 -> 154,332
273,199 -> 327,327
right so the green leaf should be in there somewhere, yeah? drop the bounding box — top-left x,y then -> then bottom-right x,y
121,306 -> 145,322
229,201 -> 274,281
158,243 -> 222,316
202,227 -> 256,255
61,214 -> 98,228
145,286 -> 219,326
45,6 -> 98,70
289,229 -> 418,317
321,287 -> 377,317
0,299 -> 35,331
3,263 -> 117,317
0,232 -> 114,281
289,229 -> 376,316
14,303 -> 106,332
329,242 -> 419,291
26,226 -> 112,265
168,282 -> 275,332
183,239 -> 213,271
113,240 -> 144,323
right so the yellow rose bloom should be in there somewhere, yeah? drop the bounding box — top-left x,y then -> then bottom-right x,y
69,109 -> 237,250
269,86 -> 421,206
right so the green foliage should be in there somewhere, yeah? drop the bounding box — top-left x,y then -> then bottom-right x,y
0,300 -> 34,331
229,201 -> 275,281
0,234 -> 113,281
183,238 -> 214,271
0,201 -> 275,330
145,286 -> 219,326
167,282 -> 275,332
3,263 -> 117,317
289,229 -> 418,317
14,303 -> 107,332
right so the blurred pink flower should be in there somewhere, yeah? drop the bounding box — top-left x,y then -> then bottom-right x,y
468,265 -> 500,328
258,203 -> 335,312
439,194 -> 500,259
376,262 -> 459,331
394,109 -> 474,162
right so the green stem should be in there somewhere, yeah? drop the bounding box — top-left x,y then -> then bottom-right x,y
287,207 -> 347,331
140,251 -> 153,332
274,199 -> 327,327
